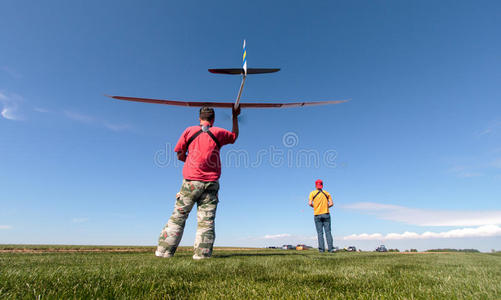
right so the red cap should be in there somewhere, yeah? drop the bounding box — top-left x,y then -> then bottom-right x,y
315,179 -> 323,189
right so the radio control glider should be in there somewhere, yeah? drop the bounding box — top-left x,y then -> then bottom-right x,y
106,40 -> 349,110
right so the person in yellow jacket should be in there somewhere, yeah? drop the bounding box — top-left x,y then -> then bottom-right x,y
308,179 -> 334,252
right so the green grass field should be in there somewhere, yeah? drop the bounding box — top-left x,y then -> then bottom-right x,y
1,246 -> 500,299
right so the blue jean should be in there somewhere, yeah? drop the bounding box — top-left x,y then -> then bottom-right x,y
314,213 -> 333,252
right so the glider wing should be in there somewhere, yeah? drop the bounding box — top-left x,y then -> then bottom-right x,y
240,99 -> 349,108
106,95 -> 349,108
106,95 -> 234,108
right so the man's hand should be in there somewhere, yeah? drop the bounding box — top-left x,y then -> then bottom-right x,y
309,200 -> 314,208
232,106 -> 241,117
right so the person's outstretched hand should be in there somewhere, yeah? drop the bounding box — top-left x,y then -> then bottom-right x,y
232,106 -> 241,117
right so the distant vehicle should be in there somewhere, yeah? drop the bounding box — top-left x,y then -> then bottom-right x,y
332,246 -> 340,252
267,246 -> 278,249
376,245 -> 388,252
281,245 -> 294,250
347,246 -> 357,252
295,244 -> 311,251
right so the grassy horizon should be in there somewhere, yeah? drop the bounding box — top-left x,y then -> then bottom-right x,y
1,246 -> 500,299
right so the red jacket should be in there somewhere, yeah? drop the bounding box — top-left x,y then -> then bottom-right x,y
174,126 -> 236,181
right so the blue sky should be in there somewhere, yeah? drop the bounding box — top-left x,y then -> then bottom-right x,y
1,0 -> 500,251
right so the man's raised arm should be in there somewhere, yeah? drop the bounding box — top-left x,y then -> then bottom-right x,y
232,106 -> 240,140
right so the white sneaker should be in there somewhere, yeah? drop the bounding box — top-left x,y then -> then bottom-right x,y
155,250 -> 173,258
192,255 -> 210,260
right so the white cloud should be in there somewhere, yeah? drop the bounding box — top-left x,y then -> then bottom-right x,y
264,233 -> 292,239
0,91 -> 23,120
64,110 -> 95,123
0,225 -> 12,229
345,202 -> 400,211
491,158 -> 501,169
34,107 -> 50,113
72,218 -> 88,223
343,202 -> 501,226
64,110 -> 132,132
342,233 -> 384,240
447,146 -> 501,178
0,91 -> 131,130
1,66 -> 22,79
457,172 -> 484,178
2,107 -> 17,120
479,129 -> 492,136
342,225 -> 501,240
479,121 -> 501,136
103,122 -> 132,132
448,165 -> 484,178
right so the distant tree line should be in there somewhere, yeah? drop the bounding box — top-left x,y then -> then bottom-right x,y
372,248 -> 484,253
426,248 -> 479,253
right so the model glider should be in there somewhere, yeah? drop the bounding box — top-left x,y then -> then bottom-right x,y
106,40 -> 350,109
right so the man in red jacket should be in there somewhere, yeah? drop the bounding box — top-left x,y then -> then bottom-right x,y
156,106 -> 239,259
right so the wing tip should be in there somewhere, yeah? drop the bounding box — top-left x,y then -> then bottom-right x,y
104,94 -> 120,100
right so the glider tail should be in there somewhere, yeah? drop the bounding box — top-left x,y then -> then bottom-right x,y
234,40 -> 247,109
242,39 -> 247,76
208,40 -> 280,75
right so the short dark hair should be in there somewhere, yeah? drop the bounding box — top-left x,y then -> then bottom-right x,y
199,106 -> 215,122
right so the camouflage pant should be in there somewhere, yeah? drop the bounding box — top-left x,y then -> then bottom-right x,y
157,179 -> 219,258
